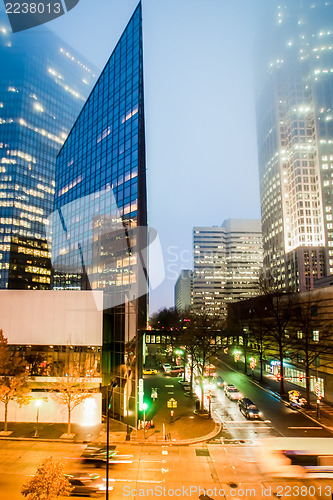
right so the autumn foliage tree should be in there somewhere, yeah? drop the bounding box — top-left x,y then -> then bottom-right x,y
51,363 -> 96,436
0,329 -> 30,432
21,456 -> 73,499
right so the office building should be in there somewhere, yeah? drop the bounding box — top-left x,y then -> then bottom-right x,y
256,0 -> 333,291
175,269 -> 193,312
51,3 -> 147,421
0,16 -> 96,289
193,219 -> 263,316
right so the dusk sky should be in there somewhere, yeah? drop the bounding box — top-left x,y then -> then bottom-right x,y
1,0 -> 262,313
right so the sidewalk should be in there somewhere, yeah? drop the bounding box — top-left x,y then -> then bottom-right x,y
0,380 -> 221,445
0,422 -> 104,443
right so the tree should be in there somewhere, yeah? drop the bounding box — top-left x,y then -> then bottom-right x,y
51,363 -> 96,436
228,302 -> 252,375
290,292 -> 333,406
247,305 -> 271,383
180,312 -> 225,411
0,330 -> 31,433
258,277 -> 296,396
21,456 -> 73,499
149,307 -> 181,330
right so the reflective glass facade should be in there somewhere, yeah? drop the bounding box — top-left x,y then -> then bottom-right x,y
52,3 -> 147,411
256,0 -> 333,290
0,17 -> 97,289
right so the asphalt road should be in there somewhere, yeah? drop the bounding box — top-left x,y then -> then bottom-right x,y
142,361 -> 332,441
212,359 -> 332,440
1,440 -> 333,499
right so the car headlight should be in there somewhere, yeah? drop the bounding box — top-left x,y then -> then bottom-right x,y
249,412 -> 253,416
259,412 -> 263,417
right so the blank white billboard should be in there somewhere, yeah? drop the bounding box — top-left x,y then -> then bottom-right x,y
0,290 -> 103,346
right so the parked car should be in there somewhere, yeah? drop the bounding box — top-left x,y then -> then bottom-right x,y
238,398 -> 263,419
170,366 -> 184,376
162,363 -> 172,373
224,385 -> 243,401
143,368 -> 157,375
64,472 -> 115,497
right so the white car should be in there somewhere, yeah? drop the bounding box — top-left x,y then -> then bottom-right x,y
225,385 -> 243,401
162,363 -> 172,373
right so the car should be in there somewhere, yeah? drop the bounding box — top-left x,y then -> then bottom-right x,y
238,398 -> 263,419
142,368 -> 157,375
224,385 -> 243,401
81,444 -> 117,466
80,445 -> 132,466
214,376 -> 225,388
64,472 -> 115,497
162,363 -> 172,373
170,366 -> 184,376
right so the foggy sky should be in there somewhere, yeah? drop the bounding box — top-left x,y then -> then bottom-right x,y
1,0 -> 262,313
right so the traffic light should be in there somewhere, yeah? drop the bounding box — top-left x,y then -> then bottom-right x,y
299,374 -> 303,382
276,373 -> 281,381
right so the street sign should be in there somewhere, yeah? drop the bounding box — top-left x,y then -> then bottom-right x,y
167,398 -> 177,408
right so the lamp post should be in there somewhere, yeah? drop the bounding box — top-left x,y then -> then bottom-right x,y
106,380 -> 118,500
33,399 -> 42,438
142,402 -> 148,439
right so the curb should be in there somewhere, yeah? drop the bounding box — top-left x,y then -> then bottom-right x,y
0,422 -> 223,446
0,436 -> 90,443
121,420 -> 223,446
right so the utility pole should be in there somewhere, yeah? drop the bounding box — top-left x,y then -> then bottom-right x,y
106,379 -> 118,500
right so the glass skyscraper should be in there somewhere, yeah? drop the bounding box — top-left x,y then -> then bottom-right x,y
0,17 -> 96,289
256,0 -> 333,290
51,3 -> 147,420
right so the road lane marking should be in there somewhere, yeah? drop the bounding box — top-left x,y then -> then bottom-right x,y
224,420 -> 271,424
165,385 -> 174,387
116,479 -> 163,484
287,426 -> 323,429
224,426 -> 273,429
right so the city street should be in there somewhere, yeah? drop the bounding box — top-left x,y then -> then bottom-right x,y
1,440 -> 333,499
143,360 -> 332,444
212,359 -> 332,440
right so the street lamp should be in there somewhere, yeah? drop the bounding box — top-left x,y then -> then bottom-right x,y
106,380 -> 118,500
33,399 -> 43,438
142,402 -> 148,439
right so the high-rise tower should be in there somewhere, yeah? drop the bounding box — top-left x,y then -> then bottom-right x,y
51,3 -> 147,420
193,219 -> 263,316
0,17 -> 96,290
256,0 -> 333,290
